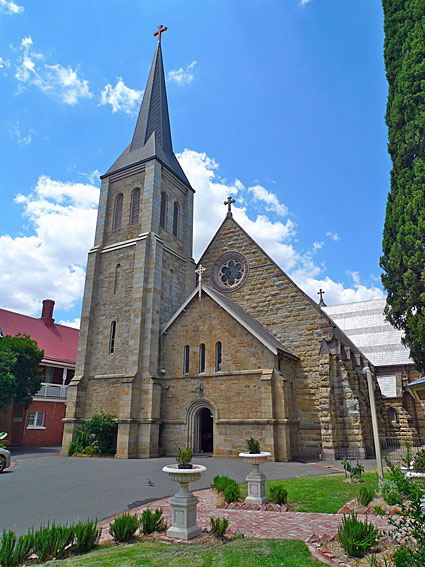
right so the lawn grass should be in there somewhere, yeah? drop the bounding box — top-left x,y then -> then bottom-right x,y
41,539 -> 323,566
240,472 -> 381,513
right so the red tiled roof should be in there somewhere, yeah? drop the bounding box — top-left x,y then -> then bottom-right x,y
0,309 -> 79,367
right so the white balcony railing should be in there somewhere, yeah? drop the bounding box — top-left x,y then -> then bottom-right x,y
35,382 -> 68,400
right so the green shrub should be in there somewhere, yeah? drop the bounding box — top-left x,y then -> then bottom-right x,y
80,445 -> 100,456
212,475 -> 235,492
413,449 -> 425,472
223,481 -> 240,503
337,511 -> 379,558
84,412 -> 117,455
0,531 -> 32,567
392,545 -> 417,566
73,520 -> 101,553
176,446 -> 193,467
49,524 -> 74,559
210,517 -> 229,538
68,429 -> 92,456
246,437 -> 261,454
32,525 -> 54,562
380,480 -> 403,506
358,485 -> 375,507
140,509 -> 167,535
109,513 -> 139,543
269,484 -> 288,505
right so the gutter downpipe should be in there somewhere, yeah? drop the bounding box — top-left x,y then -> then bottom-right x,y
363,366 -> 384,482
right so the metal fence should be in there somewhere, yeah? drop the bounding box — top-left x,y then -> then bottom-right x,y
35,382 -> 68,400
379,435 -> 425,463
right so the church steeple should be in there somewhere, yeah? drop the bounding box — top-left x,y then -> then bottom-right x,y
102,33 -> 191,187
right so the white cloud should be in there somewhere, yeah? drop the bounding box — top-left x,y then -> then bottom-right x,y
100,77 -> 143,114
0,0 -> 23,15
59,318 -> 80,329
167,61 -> 196,86
0,56 -> 10,69
326,231 -> 340,241
248,185 -> 288,217
9,121 -> 35,145
14,36 -> 92,105
0,176 -> 99,316
0,149 -> 383,319
299,0 -> 313,5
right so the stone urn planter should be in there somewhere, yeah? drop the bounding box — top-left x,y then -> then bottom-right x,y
239,451 -> 271,505
162,463 -> 206,540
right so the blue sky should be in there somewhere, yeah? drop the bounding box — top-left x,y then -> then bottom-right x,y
0,0 -> 389,327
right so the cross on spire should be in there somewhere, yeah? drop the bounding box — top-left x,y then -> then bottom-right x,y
224,196 -> 236,218
318,288 -> 326,307
153,24 -> 168,42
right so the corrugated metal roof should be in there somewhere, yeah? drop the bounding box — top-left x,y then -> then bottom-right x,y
323,298 -> 412,367
0,308 -> 79,366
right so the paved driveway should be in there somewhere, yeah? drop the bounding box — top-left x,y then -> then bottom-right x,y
2,447 -> 376,535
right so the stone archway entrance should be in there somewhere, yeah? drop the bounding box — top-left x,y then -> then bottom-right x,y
187,401 -> 214,454
198,407 -> 213,453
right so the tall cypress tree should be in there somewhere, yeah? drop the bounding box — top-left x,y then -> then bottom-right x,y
381,0 -> 425,371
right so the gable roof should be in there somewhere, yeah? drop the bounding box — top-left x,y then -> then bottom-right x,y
101,42 -> 191,188
0,308 -> 79,367
161,283 -> 298,359
323,298 -> 412,368
198,214 -> 369,361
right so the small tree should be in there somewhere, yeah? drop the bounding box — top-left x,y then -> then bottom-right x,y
0,334 -> 44,409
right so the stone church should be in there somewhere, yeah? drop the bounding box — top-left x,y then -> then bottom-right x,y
62,35 -> 389,461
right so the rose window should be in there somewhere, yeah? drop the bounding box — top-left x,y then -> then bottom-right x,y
219,260 -> 244,287
211,251 -> 249,292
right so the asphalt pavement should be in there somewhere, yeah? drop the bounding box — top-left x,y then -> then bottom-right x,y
1,447 -> 378,535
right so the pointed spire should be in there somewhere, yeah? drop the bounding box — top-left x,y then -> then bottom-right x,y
102,34 -> 191,187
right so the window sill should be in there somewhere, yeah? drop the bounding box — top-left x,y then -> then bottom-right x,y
27,426 -> 46,430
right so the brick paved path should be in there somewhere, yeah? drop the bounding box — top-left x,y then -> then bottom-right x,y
98,489 -> 390,542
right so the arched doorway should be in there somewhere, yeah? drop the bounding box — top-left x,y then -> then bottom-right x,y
198,407 -> 213,453
187,400 -> 215,454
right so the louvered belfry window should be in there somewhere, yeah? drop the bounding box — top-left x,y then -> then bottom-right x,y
160,192 -> 167,229
112,193 -> 123,230
130,188 -> 140,225
109,321 -> 117,354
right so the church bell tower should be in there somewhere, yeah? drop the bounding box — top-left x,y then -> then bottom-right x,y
62,27 -> 195,458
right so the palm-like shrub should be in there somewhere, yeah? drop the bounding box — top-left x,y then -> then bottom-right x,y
338,511 -> 378,558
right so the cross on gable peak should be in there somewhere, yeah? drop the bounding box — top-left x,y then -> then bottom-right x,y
224,195 -> 236,218
153,25 -> 168,42
318,288 -> 326,307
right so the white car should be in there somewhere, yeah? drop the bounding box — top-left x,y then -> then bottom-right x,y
0,447 -> 11,472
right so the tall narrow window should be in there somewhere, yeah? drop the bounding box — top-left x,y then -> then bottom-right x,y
183,345 -> 190,375
130,188 -> 140,225
112,193 -> 123,230
199,343 -> 205,373
173,201 -> 179,236
160,192 -> 167,229
109,321 -> 116,354
215,341 -> 222,372
113,264 -> 121,294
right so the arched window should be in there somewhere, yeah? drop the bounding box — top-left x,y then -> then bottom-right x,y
215,341 -> 222,372
113,264 -> 121,294
109,321 -> 116,354
173,201 -> 179,236
388,407 -> 398,425
199,343 -> 205,373
130,188 -> 140,225
183,345 -> 190,375
112,193 -> 123,230
160,192 -> 168,229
